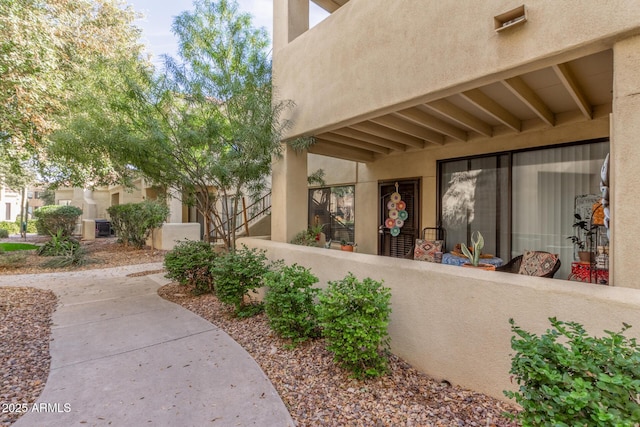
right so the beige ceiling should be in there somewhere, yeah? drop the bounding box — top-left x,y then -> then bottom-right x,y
309,49 -> 613,163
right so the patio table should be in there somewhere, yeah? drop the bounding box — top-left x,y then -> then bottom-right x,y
442,253 -> 504,267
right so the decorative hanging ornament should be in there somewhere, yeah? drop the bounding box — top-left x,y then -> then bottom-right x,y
390,226 -> 401,237
389,209 -> 399,219
395,218 -> 404,228
398,210 -> 408,221
387,201 -> 396,210
390,192 -> 401,203
396,200 -> 406,211
385,218 -> 396,229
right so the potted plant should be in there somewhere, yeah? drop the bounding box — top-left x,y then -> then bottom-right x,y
290,224 -> 325,247
340,240 -> 356,252
567,213 -> 597,263
460,231 -> 495,271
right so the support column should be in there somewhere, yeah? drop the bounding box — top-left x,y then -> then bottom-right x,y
273,0 -> 309,54
272,0 -> 310,244
167,188 -> 183,223
271,144 -> 308,243
611,35 -> 640,289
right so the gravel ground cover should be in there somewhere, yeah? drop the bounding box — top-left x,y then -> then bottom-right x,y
0,287 -> 56,427
0,235 -> 520,426
159,283 -> 520,426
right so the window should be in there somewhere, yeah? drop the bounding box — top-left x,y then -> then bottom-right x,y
308,186 -> 355,243
438,139 -> 609,279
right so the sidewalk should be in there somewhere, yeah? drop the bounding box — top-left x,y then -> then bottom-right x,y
3,264 -> 294,427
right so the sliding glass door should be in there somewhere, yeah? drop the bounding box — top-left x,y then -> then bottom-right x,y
438,139 -> 609,279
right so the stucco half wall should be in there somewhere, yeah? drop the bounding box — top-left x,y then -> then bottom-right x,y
239,237 -> 640,402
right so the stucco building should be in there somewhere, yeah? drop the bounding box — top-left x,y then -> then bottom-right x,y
239,1 -> 640,401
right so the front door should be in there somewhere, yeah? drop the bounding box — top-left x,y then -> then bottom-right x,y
378,179 -> 420,257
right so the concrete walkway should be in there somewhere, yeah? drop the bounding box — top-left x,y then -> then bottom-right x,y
2,264 -> 294,427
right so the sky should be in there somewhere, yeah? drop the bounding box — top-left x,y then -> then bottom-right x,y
126,0 -> 328,67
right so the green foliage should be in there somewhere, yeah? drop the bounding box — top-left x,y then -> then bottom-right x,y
164,240 -> 218,295
317,273 -> 392,379
37,230 -> 91,268
0,220 -> 37,235
0,252 -> 28,270
107,200 -> 169,249
290,224 -> 324,247
33,205 -> 82,237
264,264 -> 320,345
1,0 -> 145,173
210,245 -> 272,317
38,231 -> 80,256
39,246 -> 93,268
0,229 -> 8,238
460,230 -> 484,266
505,317 -> 640,426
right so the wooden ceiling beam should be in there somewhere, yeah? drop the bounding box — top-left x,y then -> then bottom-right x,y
424,99 -> 493,137
460,89 -> 521,132
310,139 -> 376,163
503,76 -> 555,126
396,107 -> 468,142
371,115 -> 443,146
330,127 -> 407,151
318,132 -> 391,154
552,63 -> 593,120
350,122 -> 423,148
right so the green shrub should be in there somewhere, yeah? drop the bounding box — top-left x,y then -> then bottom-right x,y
317,273 -> 392,379
264,264 -> 320,344
33,205 -> 82,236
107,200 -> 169,249
211,245 -> 273,317
0,221 -> 19,235
0,229 -> 8,238
40,245 -> 93,268
164,240 -> 218,294
505,317 -> 640,426
38,231 -> 81,256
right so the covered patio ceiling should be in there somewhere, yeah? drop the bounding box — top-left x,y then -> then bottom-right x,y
312,0 -> 350,13
309,49 -> 613,163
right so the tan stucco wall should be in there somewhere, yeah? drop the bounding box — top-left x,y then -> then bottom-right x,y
240,237 -> 640,403
611,35 -> 640,289
274,0 -> 640,137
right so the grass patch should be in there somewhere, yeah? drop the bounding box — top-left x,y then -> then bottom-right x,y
0,243 -> 39,252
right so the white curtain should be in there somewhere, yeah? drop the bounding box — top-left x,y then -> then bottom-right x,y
511,142 -> 609,279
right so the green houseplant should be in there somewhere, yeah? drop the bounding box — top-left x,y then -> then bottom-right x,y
567,213 -> 597,263
460,231 -> 495,271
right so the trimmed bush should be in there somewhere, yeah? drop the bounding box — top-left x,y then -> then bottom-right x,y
107,200 -> 169,249
264,264 -> 320,344
505,317 -> 640,426
211,245 -> 274,317
0,229 -> 8,238
164,240 -> 218,294
33,205 -> 82,236
317,273 -> 392,379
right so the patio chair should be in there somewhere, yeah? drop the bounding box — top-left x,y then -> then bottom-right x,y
496,250 -> 561,278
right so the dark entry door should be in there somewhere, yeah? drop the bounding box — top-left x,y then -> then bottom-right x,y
378,179 -> 420,257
